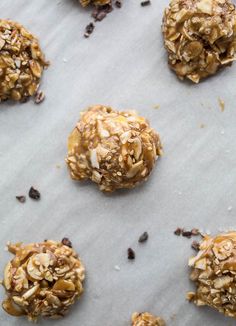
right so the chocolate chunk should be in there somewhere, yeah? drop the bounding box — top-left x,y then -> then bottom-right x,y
141,0 -> 151,6
16,196 -> 26,203
28,187 -> 40,200
138,232 -> 149,243
127,248 -> 135,260
62,238 -> 72,248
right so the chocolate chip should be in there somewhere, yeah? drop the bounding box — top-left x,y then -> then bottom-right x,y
182,230 -> 192,238
174,228 -> 183,236
28,187 -> 40,200
16,195 -> 26,203
191,241 -> 200,251
115,0 -> 122,8
127,248 -> 135,260
62,238 -> 72,248
84,23 -> 95,38
138,232 -> 149,243
141,0 -> 151,6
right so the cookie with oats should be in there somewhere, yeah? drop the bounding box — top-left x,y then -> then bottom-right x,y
132,312 -> 166,326
188,232 -> 236,318
162,0 -> 236,83
0,19 -> 49,102
66,105 -> 162,192
1,240 -> 85,321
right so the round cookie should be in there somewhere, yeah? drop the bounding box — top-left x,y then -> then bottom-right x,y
0,20 -> 48,102
66,105 -> 162,192
1,240 -> 85,321
132,312 -> 166,326
188,232 -> 236,318
162,0 -> 236,83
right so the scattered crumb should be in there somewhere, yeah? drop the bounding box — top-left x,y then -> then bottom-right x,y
138,232 -> 149,243
218,97 -> 225,112
114,265 -> 121,271
141,0 -> 151,6
16,195 -> 26,203
84,23 -> 95,38
174,228 -> 183,236
56,164 -> 61,169
34,90 -> 45,104
199,123 -> 205,128
127,248 -> 135,260
28,187 -> 40,200
174,228 -> 200,239
153,104 -> 160,110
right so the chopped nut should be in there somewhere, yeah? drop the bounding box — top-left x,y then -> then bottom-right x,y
0,20 -> 48,102
66,105 -> 162,192
34,90 -> 45,104
1,240 -> 85,321
188,232 -> 236,318
191,241 -> 200,251
162,0 -> 236,83
132,312 -> 166,326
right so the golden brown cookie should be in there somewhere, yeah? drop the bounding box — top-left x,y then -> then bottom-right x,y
66,105 -> 162,192
162,0 -> 236,83
0,20 -> 48,102
188,232 -> 236,318
1,240 -> 85,321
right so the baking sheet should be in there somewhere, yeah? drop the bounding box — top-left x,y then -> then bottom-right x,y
0,0 -> 236,325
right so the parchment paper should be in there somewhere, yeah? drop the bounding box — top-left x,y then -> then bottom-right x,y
0,0 -> 236,325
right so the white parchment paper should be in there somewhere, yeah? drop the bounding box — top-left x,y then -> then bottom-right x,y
0,0 -> 236,325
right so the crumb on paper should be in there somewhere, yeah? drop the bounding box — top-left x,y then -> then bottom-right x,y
200,123 -> 205,128
218,98 -> 225,112
154,104 -> 160,109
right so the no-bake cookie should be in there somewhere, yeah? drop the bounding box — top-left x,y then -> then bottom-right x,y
162,0 -> 236,83
66,105 -> 162,192
1,240 -> 85,321
188,232 -> 236,318
0,20 -> 48,102
132,312 -> 166,326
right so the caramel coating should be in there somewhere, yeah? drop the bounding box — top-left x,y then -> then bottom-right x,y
162,0 -> 236,83
0,20 -> 48,102
188,232 -> 236,318
132,312 -> 166,326
1,240 -> 85,321
66,105 -> 162,192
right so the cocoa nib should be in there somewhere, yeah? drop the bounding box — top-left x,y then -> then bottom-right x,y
62,238 -> 72,248
127,248 -> 135,260
138,232 -> 149,243
29,187 -> 40,200
84,23 -> 95,38
141,0 -> 151,6
16,195 -> 26,203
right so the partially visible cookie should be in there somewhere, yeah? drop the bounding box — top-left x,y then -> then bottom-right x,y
80,0 -> 111,7
132,312 -> 166,326
1,240 -> 85,321
188,232 -> 236,318
0,20 -> 49,102
162,0 -> 236,83
66,105 -> 162,192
